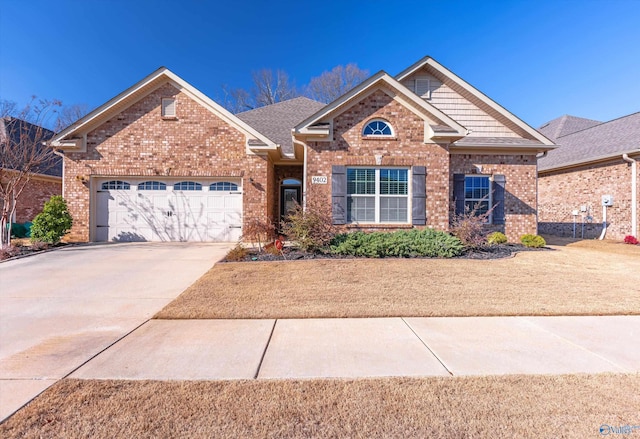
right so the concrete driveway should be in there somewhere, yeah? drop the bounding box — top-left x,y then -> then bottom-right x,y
0,242 -> 232,420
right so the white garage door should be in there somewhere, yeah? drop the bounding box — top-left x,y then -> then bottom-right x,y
95,179 -> 242,242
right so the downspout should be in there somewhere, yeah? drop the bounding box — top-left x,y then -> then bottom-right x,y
622,153 -> 638,238
292,135 -> 308,211
535,151 -> 548,235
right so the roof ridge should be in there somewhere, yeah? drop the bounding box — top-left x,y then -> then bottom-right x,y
556,111 -> 640,139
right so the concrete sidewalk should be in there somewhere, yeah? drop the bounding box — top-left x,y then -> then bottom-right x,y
71,315 -> 640,380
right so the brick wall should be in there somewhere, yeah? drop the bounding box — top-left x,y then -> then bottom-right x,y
303,88 -> 538,240
450,154 -> 538,241
539,160 -> 639,240
305,89 -> 451,231
14,176 -> 62,222
63,82 -> 270,241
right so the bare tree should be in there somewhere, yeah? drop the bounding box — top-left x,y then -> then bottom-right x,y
0,98 -> 61,247
220,69 -> 299,113
55,103 -> 89,131
252,69 -> 298,107
306,64 -> 369,103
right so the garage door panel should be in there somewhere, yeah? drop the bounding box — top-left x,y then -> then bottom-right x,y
96,180 -> 242,242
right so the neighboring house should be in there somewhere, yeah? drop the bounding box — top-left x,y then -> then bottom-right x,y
538,113 -> 640,240
49,56 -> 555,243
0,117 -> 62,223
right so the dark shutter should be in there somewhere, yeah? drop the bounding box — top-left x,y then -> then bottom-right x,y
492,174 -> 506,225
453,174 -> 465,216
412,166 -> 426,225
332,165 -> 347,224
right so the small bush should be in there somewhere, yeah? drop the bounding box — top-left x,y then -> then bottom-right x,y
520,234 -> 546,248
451,202 -> 494,249
30,196 -> 73,244
487,231 -> 508,245
225,243 -> 248,261
330,229 -> 464,258
623,235 -> 639,245
282,187 -> 336,253
243,217 -> 275,251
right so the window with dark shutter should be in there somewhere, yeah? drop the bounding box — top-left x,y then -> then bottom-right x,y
453,174 -> 465,216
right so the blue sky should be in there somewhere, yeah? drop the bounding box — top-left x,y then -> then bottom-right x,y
1,0 -> 639,128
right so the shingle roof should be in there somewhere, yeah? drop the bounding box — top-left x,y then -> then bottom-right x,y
538,112 -> 640,171
0,117 -> 61,177
237,97 -> 325,155
538,115 -> 601,142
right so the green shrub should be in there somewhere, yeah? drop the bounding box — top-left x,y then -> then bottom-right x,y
225,243 -> 248,261
10,223 -> 28,238
487,231 -> 507,245
282,187 -> 336,253
330,229 -> 464,258
520,234 -> 546,248
30,196 -> 73,244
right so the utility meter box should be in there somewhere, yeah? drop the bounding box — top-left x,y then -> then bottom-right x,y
602,195 -> 614,206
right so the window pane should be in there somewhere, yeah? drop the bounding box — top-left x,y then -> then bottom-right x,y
347,169 -> 375,194
465,176 -> 489,200
465,200 -> 489,216
380,197 -> 408,222
174,181 -> 202,191
347,196 -> 375,222
138,181 -> 166,190
363,120 -> 392,136
380,169 -> 408,195
102,180 -> 130,190
210,182 -> 238,191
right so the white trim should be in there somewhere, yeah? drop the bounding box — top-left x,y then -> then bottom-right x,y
50,67 -> 276,151
294,71 -> 467,140
346,166 -> 411,224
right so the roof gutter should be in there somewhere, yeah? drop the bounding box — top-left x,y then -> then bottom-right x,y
539,149 -> 640,174
622,153 -> 638,238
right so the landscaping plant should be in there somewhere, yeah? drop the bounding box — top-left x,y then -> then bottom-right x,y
487,231 -> 507,245
30,196 -> 73,244
242,217 -> 275,251
330,229 -> 464,258
450,201 -> 495,249
520,234 -> 546,248
282,187 -> 335,253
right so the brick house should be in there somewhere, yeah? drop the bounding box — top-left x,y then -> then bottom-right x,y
49,56 -> 554,243
538,113 -> 640,240
1,117 -> 62,224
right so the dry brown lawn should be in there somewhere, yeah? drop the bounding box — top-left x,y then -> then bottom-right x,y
156,239 -> 640,319
2,374 -> 638,438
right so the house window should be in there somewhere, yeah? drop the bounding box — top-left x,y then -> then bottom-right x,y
138,181 -> 166,190
347,168 -> 409,223
161,98 -> 176,118
414,78 -> 431,98
362,119 -> 393,137
210,182 -> 238,191
174,181 -> 202,191
101,180 -> 130,190
464,176 -> 491,217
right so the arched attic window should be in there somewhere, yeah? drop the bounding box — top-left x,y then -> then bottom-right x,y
363,119 -> 394,137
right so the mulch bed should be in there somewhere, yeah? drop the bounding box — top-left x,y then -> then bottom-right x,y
226,243 -> 547,263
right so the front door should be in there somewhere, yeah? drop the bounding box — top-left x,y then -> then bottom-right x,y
280,185 -> 301,220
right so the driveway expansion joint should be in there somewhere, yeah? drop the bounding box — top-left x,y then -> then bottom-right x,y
402,318 -> 454,376
255,319 -> 278,379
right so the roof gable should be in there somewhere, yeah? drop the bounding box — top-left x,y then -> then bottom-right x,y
396,56 -> 554,146
50,67 -> 275,152
294,71 -> 467,141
